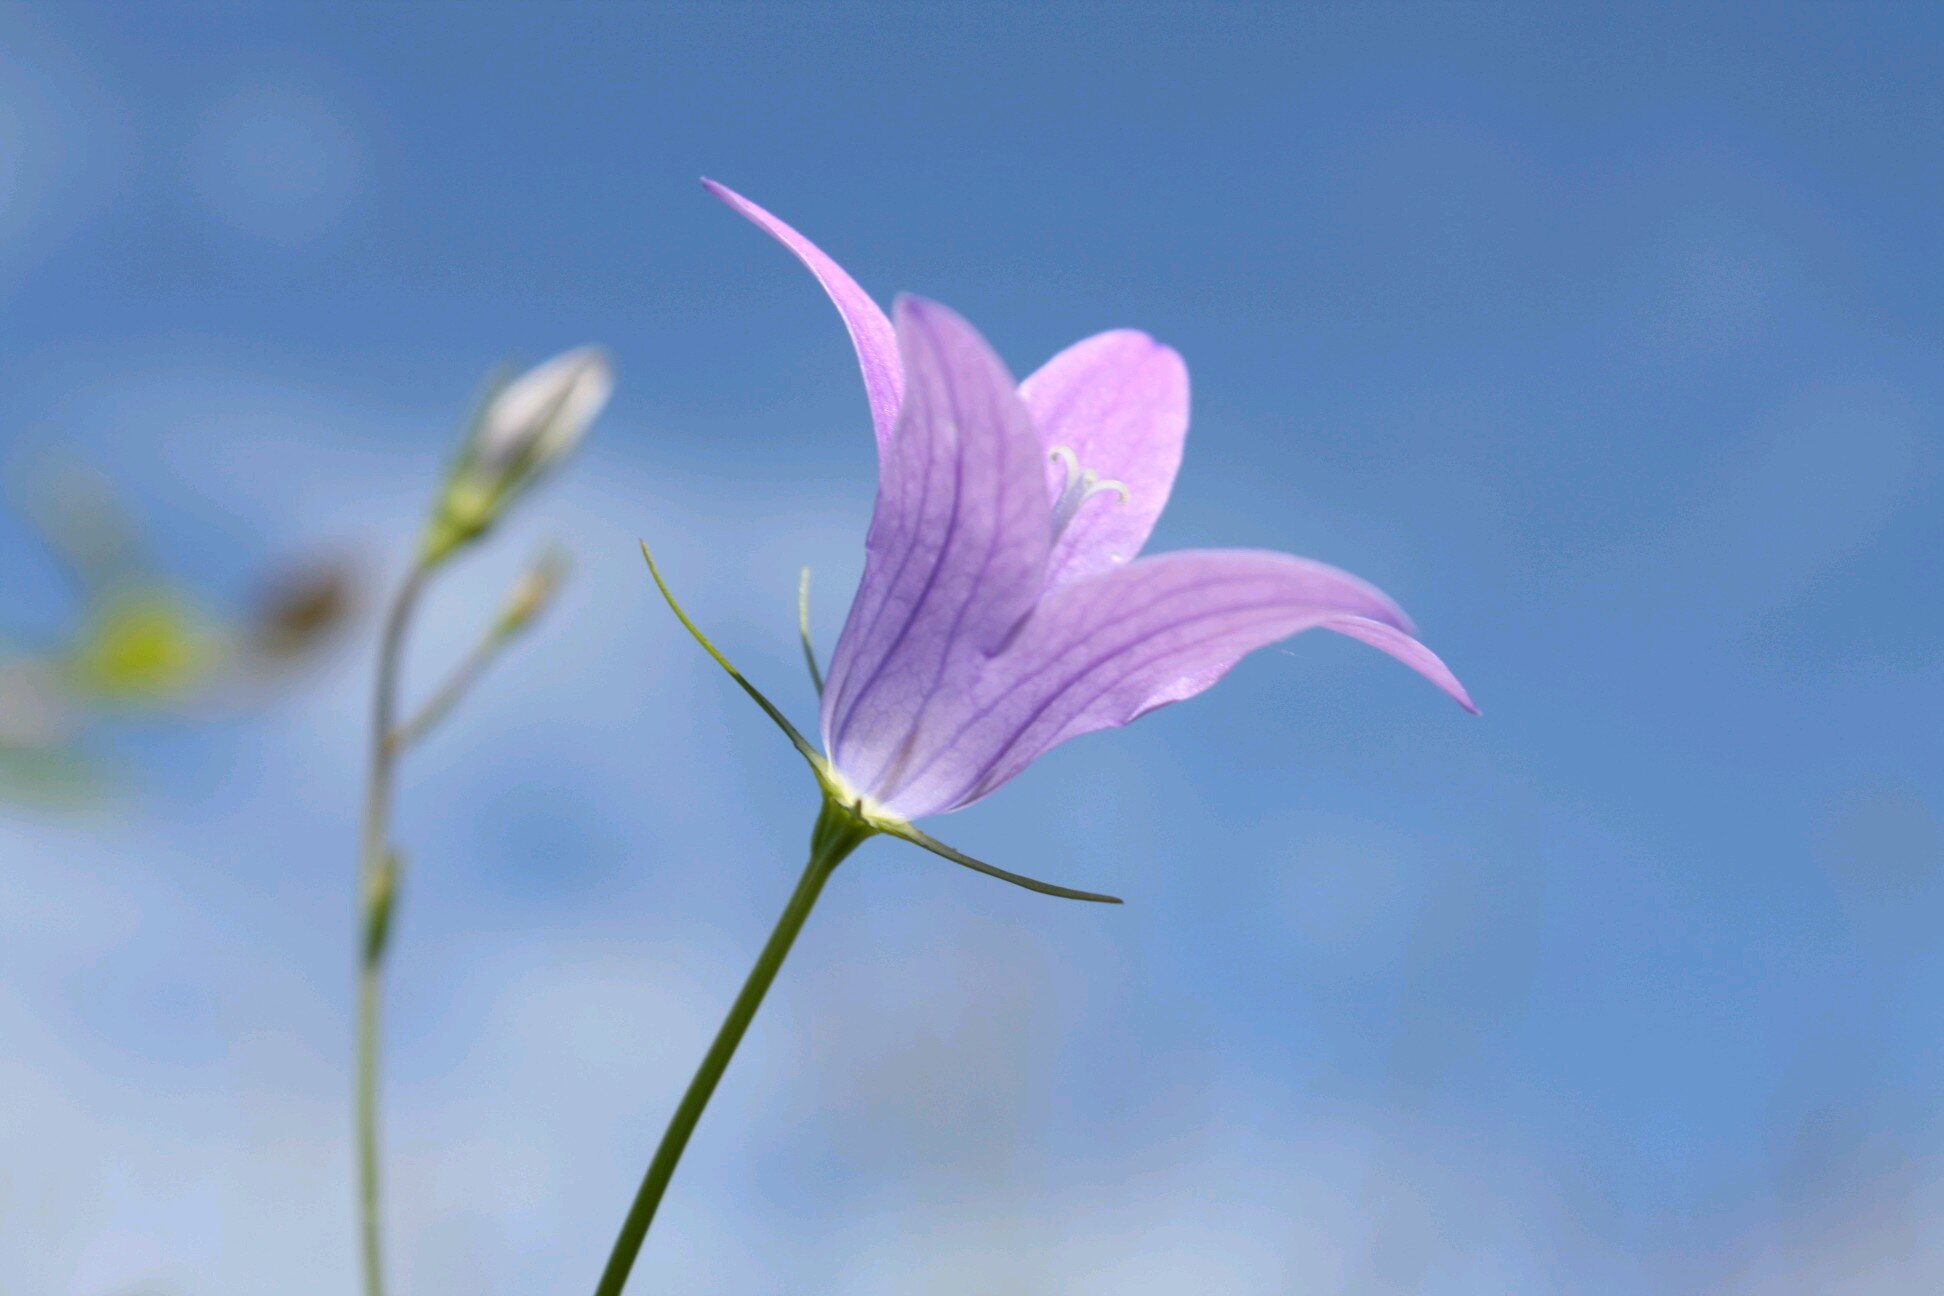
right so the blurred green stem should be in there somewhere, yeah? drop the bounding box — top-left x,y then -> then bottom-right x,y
357,559 -> 433,1296
591,799 -> 873,1296
387,620 -> 506,755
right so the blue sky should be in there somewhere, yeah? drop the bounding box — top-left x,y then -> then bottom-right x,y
3,2 -> 1941,1292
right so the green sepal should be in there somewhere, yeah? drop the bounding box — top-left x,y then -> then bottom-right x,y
880,819 -> 1123,905
796,566 -> 824,698
362,850 -> 402,965
418,369 -> 515,565
642,541 -> 1123,908
639,541 -> 822,769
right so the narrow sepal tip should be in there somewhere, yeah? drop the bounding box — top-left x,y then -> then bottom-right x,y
883,820 -> 1123,905
639,540 -> 821,768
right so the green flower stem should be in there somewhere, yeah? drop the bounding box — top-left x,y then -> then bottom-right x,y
356,558 -> 434,1296
354,949 -> 389,1296
591,799 -> 874,1296
386,620 -> 509,756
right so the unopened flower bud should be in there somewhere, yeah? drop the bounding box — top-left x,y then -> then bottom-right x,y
475,347 -> 613,474
423,347 -> 613,565
362,850 -> 402,963
496,547 -> 569,636
247,556 -> 358,662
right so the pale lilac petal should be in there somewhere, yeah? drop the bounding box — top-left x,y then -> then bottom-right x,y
703,179 -> 903,451
821,297 -> 1053,801
868,549 -> 1473,819
1019,330 -> 1190,585
1320,616 -> 1474,715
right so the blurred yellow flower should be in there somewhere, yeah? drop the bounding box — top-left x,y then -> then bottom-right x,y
68,589 -> 220,704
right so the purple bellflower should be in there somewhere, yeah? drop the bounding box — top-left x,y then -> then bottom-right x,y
645,181 -> 1473,899
599,187 -> 1480,1290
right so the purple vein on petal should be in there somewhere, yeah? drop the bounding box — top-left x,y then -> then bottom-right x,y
855,341 -> 1022,794
820,298 -> 1052,795
870,550 -> 1473,819
876,572 -> 1299,814
943,604 -> 1423,813
818,346 -> 944,717
944,604 -> 1317,813
824,312 -> 970,756
828,329 -> 973,762
895,554 -> 1422,794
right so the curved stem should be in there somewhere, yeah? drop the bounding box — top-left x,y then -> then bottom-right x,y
591,802 -> 872,1296
357,560 -> 433,1296
355,956 -> 387,1295
388,547 -> 564,756
387,621 -> 506,755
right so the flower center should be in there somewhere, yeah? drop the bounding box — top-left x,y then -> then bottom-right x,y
1048,446 -> 1129,544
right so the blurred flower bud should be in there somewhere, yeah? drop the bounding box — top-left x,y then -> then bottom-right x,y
476,347 -> 613,473
423,347 -> 613,564
496,546 -> 570,637
362,849 -> 402,963
246,555 -> 359,662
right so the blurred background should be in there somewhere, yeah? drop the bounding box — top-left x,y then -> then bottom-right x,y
3,1 -> 1940,1292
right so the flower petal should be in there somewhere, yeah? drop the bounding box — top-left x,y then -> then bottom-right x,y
703,179 -> 903,452
1019,331 -> 1189,585
869,548 -> 1474,819
822,297 -> 1053,801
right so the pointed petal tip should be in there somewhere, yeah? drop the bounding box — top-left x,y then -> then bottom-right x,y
1105,327 -> 1179,360
702,179 -> 905,448
1028,327 -> 1179,393
1417,638 -> 1479,715
889,295 -> 1006,370
701,177 -> 762,218
1323,613 -> 1478,715
889,296 -> 1016,375
1078,328 -> 1186,377
889,291 -> 951,324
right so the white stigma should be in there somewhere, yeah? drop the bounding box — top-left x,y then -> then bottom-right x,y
1048,446 -> 1129,543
